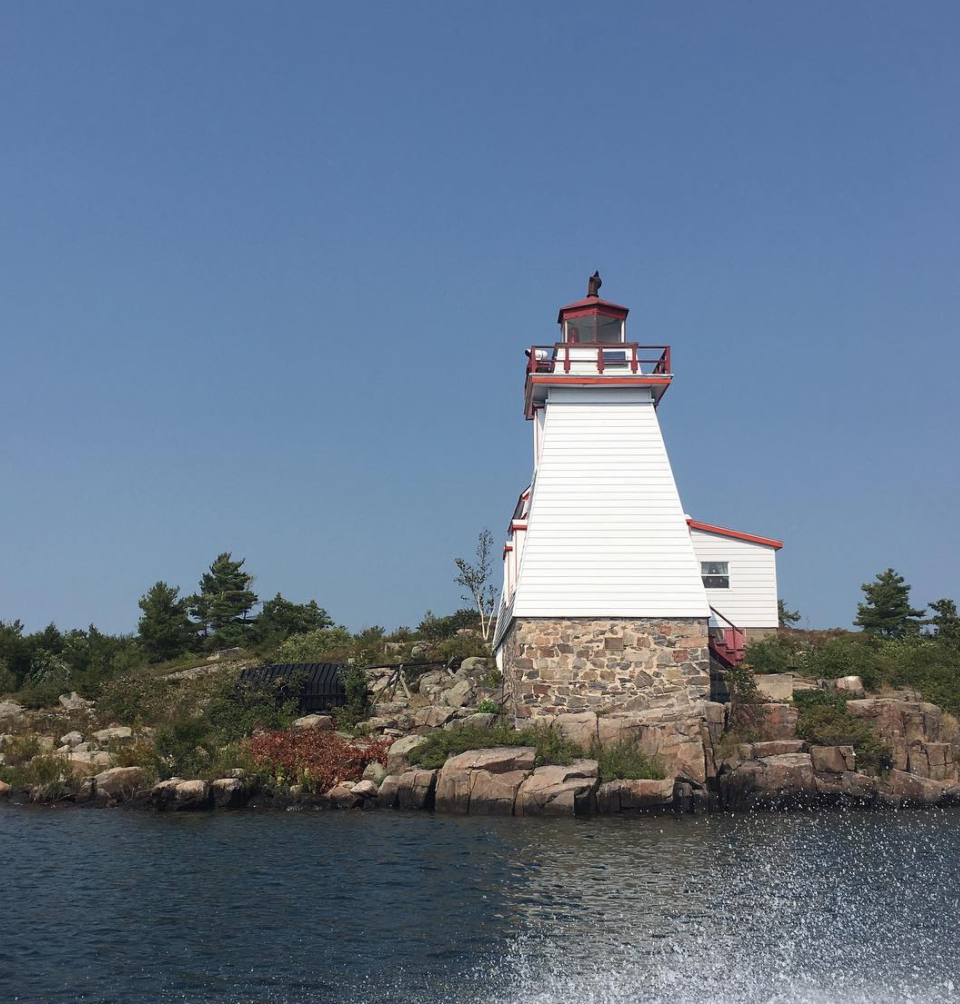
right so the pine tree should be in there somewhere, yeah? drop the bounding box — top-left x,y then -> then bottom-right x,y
926,599 -> 960,646
188,553 -> 259,645
256,594 -> 332,643
138,582 -> 192,662
778,599 -> 801,627
854,568 -> 925,638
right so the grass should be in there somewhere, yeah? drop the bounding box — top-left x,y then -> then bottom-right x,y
590,739 -> 666,783
408,721 -> 585,770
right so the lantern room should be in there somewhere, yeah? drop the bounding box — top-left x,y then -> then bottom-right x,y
522,274 -> 674,419
557,295 -> 628,345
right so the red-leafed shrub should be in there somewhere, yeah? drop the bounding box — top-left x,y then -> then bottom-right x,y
250,729 -> 392,791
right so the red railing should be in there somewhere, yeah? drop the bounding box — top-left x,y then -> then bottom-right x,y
709,606 -> 746,665
526,343 -> 671,378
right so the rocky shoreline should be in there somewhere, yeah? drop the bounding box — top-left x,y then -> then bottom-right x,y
3,658 -> 960,818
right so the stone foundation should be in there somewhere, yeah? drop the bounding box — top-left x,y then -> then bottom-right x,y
501,617 -> 710,718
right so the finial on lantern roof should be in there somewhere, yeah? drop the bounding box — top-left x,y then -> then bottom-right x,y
587,271 -> 602,298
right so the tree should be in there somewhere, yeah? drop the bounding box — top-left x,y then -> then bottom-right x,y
778,599 -> 801,628
138,582 -> 192,662
926,598 -> 960,646
256,594 -> 332,644
188,552 -> 259,646
455,529 -> 499,642
855,568 -> 925,638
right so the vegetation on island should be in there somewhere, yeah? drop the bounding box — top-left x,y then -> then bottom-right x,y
745,570 -> 960,715
2,551 -> 959,801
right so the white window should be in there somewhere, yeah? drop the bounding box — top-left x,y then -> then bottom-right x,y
701,561 -> 729,589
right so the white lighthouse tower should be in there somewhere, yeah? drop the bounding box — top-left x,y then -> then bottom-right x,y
494,275 -> 714,719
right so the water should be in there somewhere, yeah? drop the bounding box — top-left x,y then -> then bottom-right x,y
1,806 -> 958,1004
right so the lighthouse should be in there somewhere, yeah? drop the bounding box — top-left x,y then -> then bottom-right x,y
493,275 -> 782,720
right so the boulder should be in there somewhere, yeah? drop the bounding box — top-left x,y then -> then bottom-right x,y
907,741 -> 958,783
396,769 -> 438,810
814,770 -> 878,803
468,769 -> 531,816
172,779 -> 212,810
552,712 -> 599,751
211,778 -> 247,809
412,706 -> 457,729
92,767 -> 147,801
878,769 -> 945,806
443,679 -> 475,709
755,703 -> 799,740
0,701 -> 25,725
755,674 -> 794,702
293,714 -> 335,732
386,734 -> 429,775
58,693 -> 94,714
435,747 -> 536,814
0,780 -> 10,798
598,708 -> 710,784
69,750 -> 113,770
92,727 -> 134,746
327,783 -> 362,808
720,752 -> 815,809
362,761 -> 387,785
459,657 -> 489,676
69,757 -> 103,778
351,780 -> 379,799
376,774 -> 401,808
830,675 -> 866,698
36,736 -> 55,752
811,746 -> 856,774
0,734 -> 12,749
417,670 -> 446,696
597,777 -> 675,814
516,761 -> 599,817
59,731 -> 85,747
151,778 -> 212,811
458,712 -> 499,729
356,717 -> 396,735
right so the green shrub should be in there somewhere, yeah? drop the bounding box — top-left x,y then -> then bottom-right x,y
802,636 -> 883,690
877,637 -> 960,716
409,721 -> 583,770
475,699 -> 501,715
0,753 -> 78,799
0,658 -> 17,696
724,663 -> 760,707
205,675 -> 300,743
335,665 -> 370,730
417,609 -> 481,641
591,739 -> 666,783
743,635 -> 802,674
794,697 -> 893,773
792,689 -> 848,713
278,626 -> 353,663
151,719 -> 214,779
2,733 -> 42,766
714,727 -> 763,763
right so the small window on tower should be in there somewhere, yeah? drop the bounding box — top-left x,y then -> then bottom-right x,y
701,561 -> 729,589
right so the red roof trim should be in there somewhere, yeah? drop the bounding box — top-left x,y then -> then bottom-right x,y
557,296 -> 629,323
687,519 -> 783,550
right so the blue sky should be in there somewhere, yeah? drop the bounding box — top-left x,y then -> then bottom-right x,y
2,2 -> 958,635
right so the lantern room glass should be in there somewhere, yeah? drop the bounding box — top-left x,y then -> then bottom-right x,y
563,313 -> 624,344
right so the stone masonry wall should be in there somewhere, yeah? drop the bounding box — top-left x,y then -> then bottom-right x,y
501,617 -> 710,719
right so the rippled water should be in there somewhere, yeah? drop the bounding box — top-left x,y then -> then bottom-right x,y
1,806 -> 958,1003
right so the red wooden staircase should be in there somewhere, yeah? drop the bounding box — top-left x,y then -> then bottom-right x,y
708,607 -> 745,666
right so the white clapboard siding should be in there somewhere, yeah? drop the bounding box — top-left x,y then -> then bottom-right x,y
511,387 -> 710,619
690,528 -> 779,628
